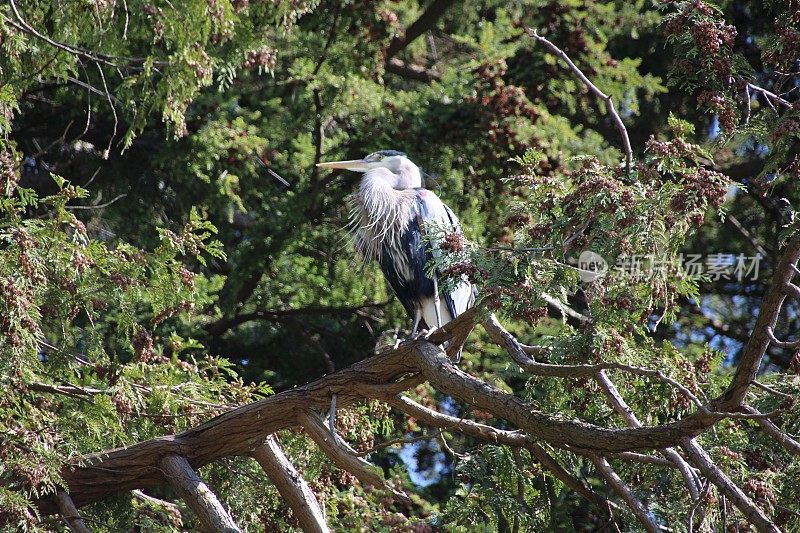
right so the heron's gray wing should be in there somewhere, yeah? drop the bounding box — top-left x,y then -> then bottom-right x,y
376,212 -> 434,320
416,189 -> 475,319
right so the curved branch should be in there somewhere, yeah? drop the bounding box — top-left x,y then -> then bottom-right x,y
526,28 -> 633,174
386,395 -> 615,517
741,405 -> 800,456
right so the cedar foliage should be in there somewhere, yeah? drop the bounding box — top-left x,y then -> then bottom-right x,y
1,0 -> 799,530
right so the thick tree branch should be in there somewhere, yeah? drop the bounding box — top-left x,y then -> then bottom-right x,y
54,491 -> 91,533
160,455 -> 241,533
34,233 -> 800,519
250,436 -> 330,533
680,439 -> 779,533
385,0 -> 455,59
298,411 -> 386,490
715,234 -> 800,411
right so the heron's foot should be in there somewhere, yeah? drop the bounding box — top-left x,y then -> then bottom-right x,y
411,328 -> 430,340
423,327 -> 439,339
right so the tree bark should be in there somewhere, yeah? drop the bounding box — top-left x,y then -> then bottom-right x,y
160,455 -> 241,533
251,436 -> 330,533
54,491 -> 91,533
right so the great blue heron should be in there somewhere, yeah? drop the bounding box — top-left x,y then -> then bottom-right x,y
317,150 -> 475,357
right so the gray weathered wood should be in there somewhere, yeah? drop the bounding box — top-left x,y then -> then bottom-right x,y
160,455 -> 240,533
251,436 -> 330,533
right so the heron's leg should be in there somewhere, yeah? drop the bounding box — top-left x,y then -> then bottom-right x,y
432,274 -> 443,329
411,308 -> 423,339
328,393 -> 343,445
393,328 -> 401,349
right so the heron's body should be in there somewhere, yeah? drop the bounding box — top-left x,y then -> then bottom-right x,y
318,151 -> 475,355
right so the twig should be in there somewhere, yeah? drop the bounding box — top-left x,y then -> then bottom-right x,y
95,63 -> 117,158
311,88 -> 324,184
355,431 -> 441,457
66,194 -> 127,210
744,83 -> 751,124
746,83 -> 792,109
526,28 -> 633,174
751,380 -> 793,399
725,214 -> 769,258
6,1 -> 167,69
741,405 -> 800,456
65,77 -> 121,105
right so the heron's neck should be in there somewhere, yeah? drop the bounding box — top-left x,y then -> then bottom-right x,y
358,173 -> 413,222
351,172 -> 416,261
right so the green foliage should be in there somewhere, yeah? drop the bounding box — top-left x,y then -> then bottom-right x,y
1,0 -> 800,530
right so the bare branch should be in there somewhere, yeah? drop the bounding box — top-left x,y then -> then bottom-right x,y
251,436 -> 330,533
725,214 -> 769,259
160,455 -> 241,533
387,395 -> 616,516
594,371 -> 702,503
483,314 -> 704,409
741,405 -> 800,456
54,491 -> 91,533
765,326 -> 800,349
586,453 -> 662,533
746,83 -> 793,109
66,194 -> 128,210
680,439 -> 779,533
526,28 -> 633,174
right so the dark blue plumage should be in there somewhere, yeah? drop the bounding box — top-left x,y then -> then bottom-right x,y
377,192 -> 461,330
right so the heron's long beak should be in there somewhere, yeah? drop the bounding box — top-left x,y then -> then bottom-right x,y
315,159 -> 372,171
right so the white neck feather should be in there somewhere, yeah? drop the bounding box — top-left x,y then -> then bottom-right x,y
348,171 -> 417,264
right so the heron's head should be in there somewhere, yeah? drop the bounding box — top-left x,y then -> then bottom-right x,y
316,150 -> 422,189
